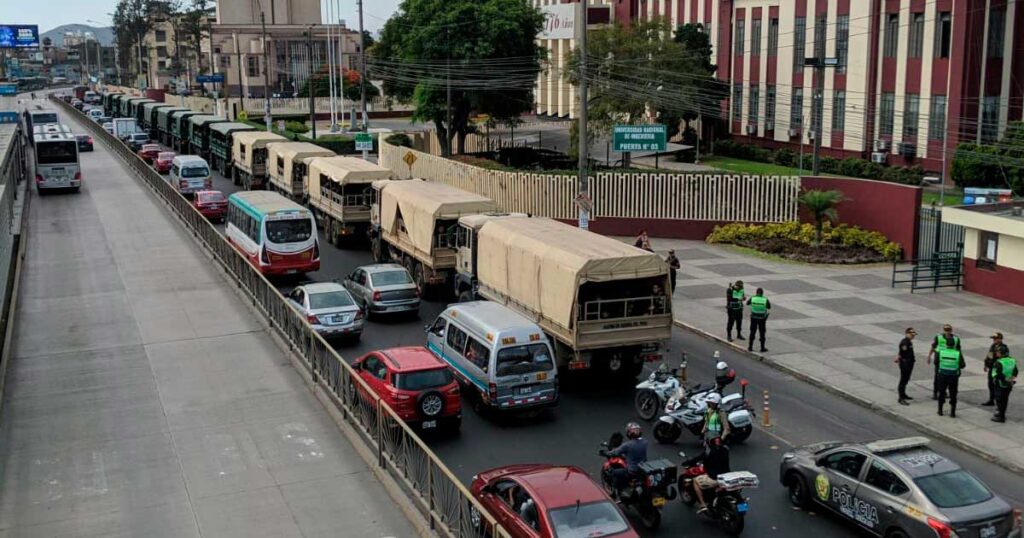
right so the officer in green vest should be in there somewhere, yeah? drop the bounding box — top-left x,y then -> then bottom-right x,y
746,288 -> 771,353
934,344 -> 966,418
990,347 -> 1018,423
725,280 -> 746,342
702,392 -> 731,442
927,324 -> 961,400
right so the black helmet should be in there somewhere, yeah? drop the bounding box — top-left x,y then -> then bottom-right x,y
626,422 -> 642,439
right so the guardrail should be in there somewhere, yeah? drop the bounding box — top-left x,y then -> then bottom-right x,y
52,96 -> 510,538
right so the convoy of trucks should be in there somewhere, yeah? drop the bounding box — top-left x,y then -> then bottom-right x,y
187,115 -> 228,158
266,142 -> 335,200
156,107 -> 190,146
208,122 -> 255,177
231,131 -> 287,190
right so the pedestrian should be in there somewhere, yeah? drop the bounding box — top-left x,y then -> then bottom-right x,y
990,347 -> 1018,423
894,328 -> 917,405
747,288 -> 770,353
725,281 -> 746,342
933,335 -> 966,418
634,229 -> 648,249
666,250 -> 680,293
982,332 -> 1010,407
927,324 -> 961,400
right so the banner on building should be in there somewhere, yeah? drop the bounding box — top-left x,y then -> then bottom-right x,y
0,25 -> 40,48
539,4 -> 575,40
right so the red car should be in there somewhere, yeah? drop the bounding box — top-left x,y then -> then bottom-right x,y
137,144 -> 162,164
471,464 -> 638,538
351,347 -> 461,432
192,190 -> 228,221
153,151 -> 175,173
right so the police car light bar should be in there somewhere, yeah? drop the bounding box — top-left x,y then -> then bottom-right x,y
865,437 -> 930,454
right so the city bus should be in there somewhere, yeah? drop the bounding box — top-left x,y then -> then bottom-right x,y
225,191 -> 320,276
33,131 -> 81,192
23,106 -> 60,145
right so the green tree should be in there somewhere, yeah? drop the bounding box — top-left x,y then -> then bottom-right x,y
179,0 -> 212,79
298,69 -> 381,102
951,121 -> 1024,194
112,0 -> 155,86
373,0 -> 545,156
798,189 -> 845,245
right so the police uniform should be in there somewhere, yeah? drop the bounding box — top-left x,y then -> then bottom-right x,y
930,333 -> 961,400
747,294 -> 770,352
983,340 -> 1010,406
935,344 -> 966,417
991,354 -> 1019,423
726,285 -> 745,340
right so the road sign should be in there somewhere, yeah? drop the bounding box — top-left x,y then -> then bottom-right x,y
237,110 -> 248,120
574,192 -> 593,214
403,152 -> 417,167
612,124 -> 667,152
197,73 -> 225,84
0,111 -> 18,124
355,132 -> 374,151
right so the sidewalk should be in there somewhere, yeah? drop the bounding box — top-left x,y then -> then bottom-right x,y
646,238 -> 1024,473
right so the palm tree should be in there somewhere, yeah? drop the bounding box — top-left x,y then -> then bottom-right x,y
798,189 -> 846,245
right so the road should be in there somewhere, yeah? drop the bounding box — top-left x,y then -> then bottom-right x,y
100,110 -> 1024,537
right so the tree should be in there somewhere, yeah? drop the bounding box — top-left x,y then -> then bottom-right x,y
798,189 -> 846,245
297,68 -> 381,102
373,0 -> 545,156
952,121 -> 1024,195
112,0 -> 155,86
179,0 -> 211,78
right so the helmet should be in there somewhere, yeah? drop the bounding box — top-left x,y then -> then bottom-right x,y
716,361 -> 729,371
625,422 -> 642,439
705,393 -> 722,406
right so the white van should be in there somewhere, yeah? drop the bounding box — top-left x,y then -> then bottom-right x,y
426,301 -> 558,412
169,155 -> 212,195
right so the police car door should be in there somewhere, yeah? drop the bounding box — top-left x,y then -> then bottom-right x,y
816,450 -> 870,529
859,458 -> 911,535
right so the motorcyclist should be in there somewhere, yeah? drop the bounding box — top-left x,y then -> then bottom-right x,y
608,422 -> 649,493
682,437 -> 732,515
702,392 -> 731,443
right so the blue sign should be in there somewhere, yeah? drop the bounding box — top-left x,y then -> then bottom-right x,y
0,25 -> 40,48
197,73 -> 225,84
0,84 -> 16,95
0,112 -> 19,124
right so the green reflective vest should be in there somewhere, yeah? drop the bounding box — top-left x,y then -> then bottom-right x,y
937,347 -> 962,375
749,295 -> 768,317
728,288 -> 745,309
935,334 -> 960,351
991,356 -> 1017,388
706,409 -> 722,438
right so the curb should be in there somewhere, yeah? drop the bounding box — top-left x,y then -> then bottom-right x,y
672,319 -> 1024,475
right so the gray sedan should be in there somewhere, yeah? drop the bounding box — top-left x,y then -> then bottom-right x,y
286,282 -> 365,341
780,437 -> 1020,538
342,264 -> 420,318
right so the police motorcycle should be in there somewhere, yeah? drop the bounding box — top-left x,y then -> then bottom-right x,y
652,362 -> 755,444
634,362 -> 683,421
599,431 -> 677,530
677,447 -> 759,536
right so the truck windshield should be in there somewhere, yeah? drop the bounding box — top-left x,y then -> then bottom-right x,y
496,343 -> 554,377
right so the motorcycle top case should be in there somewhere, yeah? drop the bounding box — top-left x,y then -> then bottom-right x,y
638,459 -> 678,484
716,471 -> 759,491
728,409 -> 753,427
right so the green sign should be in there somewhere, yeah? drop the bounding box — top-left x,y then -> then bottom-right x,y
612,124 -> 667,152
355,132 -> 374,151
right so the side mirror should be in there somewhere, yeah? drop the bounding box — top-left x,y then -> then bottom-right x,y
678,451 -> 687,459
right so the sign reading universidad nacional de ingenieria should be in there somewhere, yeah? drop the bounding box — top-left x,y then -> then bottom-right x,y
539,4 -> 575,40
612,124 -> 668,152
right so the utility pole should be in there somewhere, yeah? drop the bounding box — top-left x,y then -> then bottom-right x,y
576,0 -> 589,230
234,32 -> 244,117
305,27 -> 316,140
804,54 -> 837,175
325,0 -> 337,131
261,11 -> 271,132
358,0 -> 368,131
445,26 -> 452,157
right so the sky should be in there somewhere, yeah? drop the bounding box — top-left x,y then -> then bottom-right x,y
0,0 -> 402,35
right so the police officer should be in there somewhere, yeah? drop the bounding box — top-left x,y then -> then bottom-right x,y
747,288 -> 770,353
725,281 -> 746,342
666,250 -> 681,294
927,324 -> 961,400
894,327 -> 917,405
990,347 -> 1018,423
982,332 -> 1010,407
934,340 -> 966,418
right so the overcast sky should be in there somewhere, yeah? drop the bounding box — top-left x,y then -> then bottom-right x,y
1,0 -> 402,34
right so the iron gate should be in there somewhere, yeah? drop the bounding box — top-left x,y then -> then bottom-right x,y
918,205 -> 965,258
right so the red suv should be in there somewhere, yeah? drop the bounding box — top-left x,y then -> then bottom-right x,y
351,347 -> 461,432
471,464 -> 638,538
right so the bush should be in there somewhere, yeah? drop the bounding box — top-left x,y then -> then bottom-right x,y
285,120 -> 309,134
713,139 -> 773,163
707,221 -> 902,262
837,158 -> 865,178
859,161 -> 884,180
385,133 -> 413,148
674,148 -> 697,163
819,155 -> 840,174
773,148 -> 796,167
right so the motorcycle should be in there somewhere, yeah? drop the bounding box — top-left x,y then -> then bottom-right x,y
677,452 -> 759,536
634,363 -> 682,421
653,382 -> 755,444
599,433 -> 677,530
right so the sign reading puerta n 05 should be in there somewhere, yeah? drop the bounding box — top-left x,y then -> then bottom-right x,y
0,25 -> 40,48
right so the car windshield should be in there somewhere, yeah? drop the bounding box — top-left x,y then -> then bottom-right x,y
371,270 -> 412,286
914,470 -> 993,508
198,191 -> 225,203
309,290 -> 355,309
181,166 -> 210,178
548,501 -> 630,538
394,368 -> 453,391
266,218 -> 312,244
496,343 -> 554,377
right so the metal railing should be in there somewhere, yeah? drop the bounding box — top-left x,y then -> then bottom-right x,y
52,96 -> 509,538
581,295 -> 670,321
891,249 -> 964,292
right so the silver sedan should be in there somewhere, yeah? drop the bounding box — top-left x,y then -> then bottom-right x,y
286,282 -> 365,341
342,263 -> 420,318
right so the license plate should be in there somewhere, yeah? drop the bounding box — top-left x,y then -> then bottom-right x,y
518,386 -> 533,394
286,269 -> 298,274
652,497 -> 666,507
568,360 -> 589,371
736,502 -> 748,514
422,420 -> 436,429
980,524 -> 997,538
536,372 -> 548,381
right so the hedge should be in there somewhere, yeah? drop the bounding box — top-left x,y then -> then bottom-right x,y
707,221 -> 903,261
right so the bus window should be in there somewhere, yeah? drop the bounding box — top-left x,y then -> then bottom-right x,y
36,141 -> 78,164
266,219 -> 312,244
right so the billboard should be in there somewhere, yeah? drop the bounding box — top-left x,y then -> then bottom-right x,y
539,4 -> 575,40
0,25 -> 40,48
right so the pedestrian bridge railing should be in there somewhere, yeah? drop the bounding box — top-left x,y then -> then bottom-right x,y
52,96 -> 510,538
890,249 -> 964,292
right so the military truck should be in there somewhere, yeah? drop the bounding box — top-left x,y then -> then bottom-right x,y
231,131 -> 287,189
266,141 -> 335,200
208,122 -> 256,178
103,92 -> 123,117
452,215 -> 672,377
156,106 -> 190,146
122,97 -> 151,120
131,99 -> 156,126
169,110 -> 198,152
141,102 -> 171,136
371,179 -> 497,292
307,156 -> 393,245
187,115 -> 228,159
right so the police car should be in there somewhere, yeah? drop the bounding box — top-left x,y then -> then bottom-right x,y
780,437 -> 1020,538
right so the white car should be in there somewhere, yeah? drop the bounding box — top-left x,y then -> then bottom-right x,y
102,122 -> 115,135
286,282 -> 365,342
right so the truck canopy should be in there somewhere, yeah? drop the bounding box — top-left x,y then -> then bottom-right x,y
267,142 -> 335,189
232,131 -> 287,166
209,122 -> 254,136
476,216 -> 668,329
380,180 -> 497,257
157,107 -> 190,129
308,156 -> 392,189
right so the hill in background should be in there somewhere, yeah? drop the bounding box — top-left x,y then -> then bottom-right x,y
41,24 -> 115,47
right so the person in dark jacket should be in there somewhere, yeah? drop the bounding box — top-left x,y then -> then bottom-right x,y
666,250 -> 681,293
894,328 -> 917,405
608,422 -> 649,491
927,324 -> 961,400
990,347 -> 1018,423
982,332 -> 1010,407
725,281 -> 746,342
682,437 -> 731,514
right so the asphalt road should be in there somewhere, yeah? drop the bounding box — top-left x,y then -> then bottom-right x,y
110,114 -> 1024,538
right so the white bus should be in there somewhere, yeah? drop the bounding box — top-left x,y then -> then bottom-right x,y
24,107 -> 60,144
33,132 -> 82,192
225,191 -> 320,276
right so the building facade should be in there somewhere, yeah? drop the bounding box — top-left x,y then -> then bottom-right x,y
945,203 -> 1024,306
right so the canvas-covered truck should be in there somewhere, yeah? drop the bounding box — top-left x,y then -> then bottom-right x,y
169,110 -> 198,152
156,106 -> 190,146
123,97 -> 150,119
371,180 -> 497,292
209,122 -> 256,177
103,92 -> 123,117
266,141 -> 334,200
231,131 -> 287,189
307,156 -> 393,245
187,115 -> 228,158
142,102 -> 170,135
131,99 -> 156,126
453,215 -> 672,378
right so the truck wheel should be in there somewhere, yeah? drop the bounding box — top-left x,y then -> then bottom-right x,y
414,264 -> 429,298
